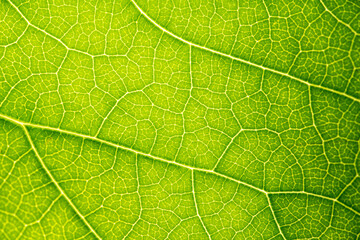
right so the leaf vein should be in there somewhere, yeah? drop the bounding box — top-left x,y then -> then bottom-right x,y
130,0 -> 360,103
1,113 -> 359,217
20,122 -> 102,239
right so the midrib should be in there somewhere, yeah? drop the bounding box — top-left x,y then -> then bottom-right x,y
1,112 -> 359,217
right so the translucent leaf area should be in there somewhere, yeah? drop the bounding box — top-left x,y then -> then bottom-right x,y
0,0 -> 359,239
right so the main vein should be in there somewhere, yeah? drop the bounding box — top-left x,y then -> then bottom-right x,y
1,113 -> 359,217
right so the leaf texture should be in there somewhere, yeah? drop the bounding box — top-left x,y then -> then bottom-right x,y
0,0 -> 359,239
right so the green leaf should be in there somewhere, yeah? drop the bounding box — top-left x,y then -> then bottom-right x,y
0,0 -> 359,239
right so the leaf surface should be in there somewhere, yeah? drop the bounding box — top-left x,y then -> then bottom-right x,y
0,0 -> 359,239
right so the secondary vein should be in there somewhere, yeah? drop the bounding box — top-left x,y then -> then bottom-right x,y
20,121 -> 102,240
